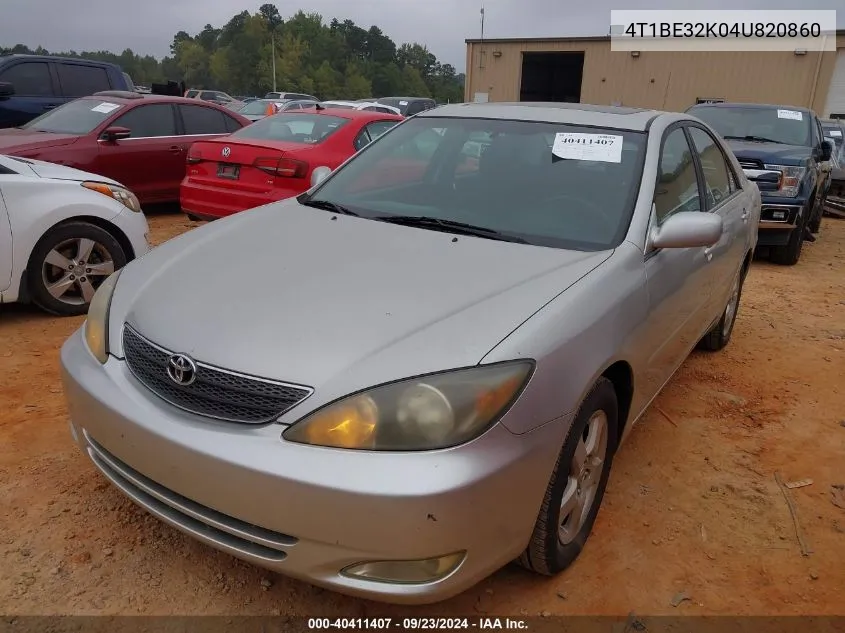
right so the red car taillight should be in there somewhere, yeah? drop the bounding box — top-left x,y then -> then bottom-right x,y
253,156 -> 308,178
186,147 -> 203,165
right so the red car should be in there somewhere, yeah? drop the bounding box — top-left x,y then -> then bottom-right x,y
0,91 -> 250,205
180,108 -> 403,219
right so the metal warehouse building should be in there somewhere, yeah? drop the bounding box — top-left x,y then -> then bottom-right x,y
464,30 -> 845,117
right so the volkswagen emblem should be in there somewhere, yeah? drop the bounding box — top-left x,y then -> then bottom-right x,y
166,353 -> 197,386
221,146 -> 231,158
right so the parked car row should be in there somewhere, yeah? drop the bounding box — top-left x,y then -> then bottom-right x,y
57,101 -> 764,606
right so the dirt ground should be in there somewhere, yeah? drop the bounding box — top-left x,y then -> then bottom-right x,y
1,209 -> 844,617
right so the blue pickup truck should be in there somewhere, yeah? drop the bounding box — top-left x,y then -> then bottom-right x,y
687,102 -> 833,266
0,54 -> 134,129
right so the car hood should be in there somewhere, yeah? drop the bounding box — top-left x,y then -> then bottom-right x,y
724,140 -> 811,166
19,156 -> 120,184
0,129 -> 80,153
111,200 -> 611,398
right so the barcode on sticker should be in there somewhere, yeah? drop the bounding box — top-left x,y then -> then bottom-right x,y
552,133 -> 623,163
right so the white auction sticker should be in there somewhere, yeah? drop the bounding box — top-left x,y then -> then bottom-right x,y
777,109 -> 803,121
91,102 -> 120,114
399,100 -> 409,106
552,133 -> 623,163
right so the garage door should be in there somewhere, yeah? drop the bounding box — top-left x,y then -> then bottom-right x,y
824,49 -> 845,118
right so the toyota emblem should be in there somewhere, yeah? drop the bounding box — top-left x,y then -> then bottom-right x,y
166,353 -> 197,386
221,146 -> 231,158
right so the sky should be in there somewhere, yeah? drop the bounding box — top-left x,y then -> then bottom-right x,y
0,0 -> 842,72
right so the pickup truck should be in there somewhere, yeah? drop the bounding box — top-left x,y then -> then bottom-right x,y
0,54 -> 133,129
686,102 -> 833,266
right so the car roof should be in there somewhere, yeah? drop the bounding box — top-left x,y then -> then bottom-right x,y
689,101 -> 814,114
86,92 -> 233,106
418,102 -> 662,131
278,108 -> 401,121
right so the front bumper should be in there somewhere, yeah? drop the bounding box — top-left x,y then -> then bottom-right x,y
755,199 -> 807,247
59,328 -> 564,604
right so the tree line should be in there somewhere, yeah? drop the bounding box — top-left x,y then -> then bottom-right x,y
1,4 -> 466,103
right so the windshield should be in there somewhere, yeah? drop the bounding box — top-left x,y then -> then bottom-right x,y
229,113 -> 349,144
689,105 -> 811,147
240,100 -> 275,115
21,98 -> 123,134
306,116 -> 647,251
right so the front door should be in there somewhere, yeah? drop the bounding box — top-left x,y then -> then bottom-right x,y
640,126 -> 715,397
0,182 -> 13,292
96,102 -> 183,203
687,125 -> 748,315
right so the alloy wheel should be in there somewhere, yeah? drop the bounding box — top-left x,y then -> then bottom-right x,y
41,238 -> 115,306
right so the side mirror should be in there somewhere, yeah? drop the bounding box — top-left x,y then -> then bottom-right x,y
310,166 -> 332,188
102,126 -> 131,142
820,139 -> 833,162
0,82 -> 14,98
651,211 -> 723,250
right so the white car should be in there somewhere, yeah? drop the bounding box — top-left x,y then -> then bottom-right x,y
0,154 -> 150,316
321,100 -> 402,116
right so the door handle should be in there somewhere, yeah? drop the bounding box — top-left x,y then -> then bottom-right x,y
703,246 -> 713,262
741,208 -> 749,222
168,145 -> 184,154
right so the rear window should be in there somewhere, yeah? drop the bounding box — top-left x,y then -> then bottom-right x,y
231,113 -> 349,144
240,100 -> 274,115
21,98 -> 123,134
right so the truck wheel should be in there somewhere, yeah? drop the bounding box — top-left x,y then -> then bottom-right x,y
808,194 -> 822,234
769,219 -> 805,266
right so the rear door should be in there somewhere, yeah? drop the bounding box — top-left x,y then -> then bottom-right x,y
55,62 -> 113,99
96,102 -> 181,202
686,124 -> 748,313
0,59 -> 61,127
0,175 -> 12,292
641,125 -> 715,396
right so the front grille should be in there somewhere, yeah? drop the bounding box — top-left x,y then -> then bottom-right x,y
739,159 -> 764,169
122,325 -> 312,424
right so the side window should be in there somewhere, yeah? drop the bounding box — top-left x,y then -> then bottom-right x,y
223,114 -> 242,133
353,129 -> 371,152
687,127 -> 733,209
406,101 -> 427,116
366,120 -> 398,142
0,62 -> 53,97
654,128 -> 701,223
199,92 -> 215,101
56,64 -> 111,97
178,105 -> 228,135
110,104 -> 176,137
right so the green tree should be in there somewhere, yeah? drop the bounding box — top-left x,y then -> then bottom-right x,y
400,66 -> 430,97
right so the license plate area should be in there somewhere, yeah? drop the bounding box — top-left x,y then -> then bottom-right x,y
217,163 -> 240,180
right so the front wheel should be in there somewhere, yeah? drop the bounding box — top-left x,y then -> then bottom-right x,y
517,377 -> 619,576
27,222 -> 128,316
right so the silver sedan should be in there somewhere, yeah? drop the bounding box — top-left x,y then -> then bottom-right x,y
60,102 -> 760,604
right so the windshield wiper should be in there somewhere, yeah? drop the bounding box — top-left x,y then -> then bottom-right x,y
373,215 -> 529,244
300,199 -> 358,216
723,134 -> 783,144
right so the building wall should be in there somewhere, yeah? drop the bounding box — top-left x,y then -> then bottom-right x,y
465,35 -> 845,114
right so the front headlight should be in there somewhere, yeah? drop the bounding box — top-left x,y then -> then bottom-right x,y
282,361 -> 534,451
83,269 -> 122,364
763,165 -> 806,198
82,181 -> 141,212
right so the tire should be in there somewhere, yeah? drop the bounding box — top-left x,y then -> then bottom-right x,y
517,377 -> 619,576
698,264 -> 746,352
187,214 -> 202,222
769,217 -> 805,266
808,194 -> 823,234
27,221 -> 128,317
